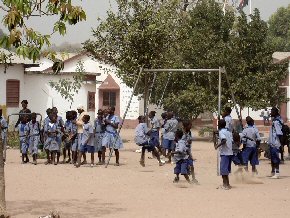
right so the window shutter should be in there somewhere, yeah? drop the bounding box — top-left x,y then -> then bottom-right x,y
6,80 -> 20,107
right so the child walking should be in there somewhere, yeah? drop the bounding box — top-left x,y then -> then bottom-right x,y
135,116 -> 164,167
76,115 -> 95,167
27,113 -> 41,165
215,119 -> 233,190
0,109 -> 8,163
172,129 -> 191,183
18,116 -> 29,164
94,109 -> 105,165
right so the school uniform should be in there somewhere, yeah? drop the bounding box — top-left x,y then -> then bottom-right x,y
64,120 -> 73,149
224,115 -> 233,133
173,139 -> 189,175
71,121 -> 78,152
241,125 -> 260,166
43,116 -> 50,141
0,116 -> 8,160
94,119 -> 105,152
149,117 -> 160,146
232,140 -> 242,166
80,123 -> 95,153
268,116 -> 283,164
18,123 -> 29,154
219,128 -> 233,176
76,111 -> 88,149
182,131 -> 194,166
56,116 -> 64,149
27,121 -> 41,155
162,118 -> 178,150
44,123 -> 59,151
135,123 -> 155,152
102,115 -> 123,149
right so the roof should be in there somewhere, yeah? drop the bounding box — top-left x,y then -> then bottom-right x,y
99,74 -> 120,90
0,48 -> 36,65
273,52 -> 290,64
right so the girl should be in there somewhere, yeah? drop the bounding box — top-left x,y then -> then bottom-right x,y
135,116 -> 164,167
18,116 -> 29,164
63,111 -> 73,164
102,107 -> 123,166
44,114 -> 59,165
70,110 -> 78,164
27,113 -> 41,165
94,109 -> 105,165
148,111 -> 162,155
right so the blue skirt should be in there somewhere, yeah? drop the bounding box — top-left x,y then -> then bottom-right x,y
150,131 -> 160,146
102,131 -> 123,149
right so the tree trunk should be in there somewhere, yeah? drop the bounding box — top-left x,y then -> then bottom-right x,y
144,73 -> 149,125
0,137 -> 7,217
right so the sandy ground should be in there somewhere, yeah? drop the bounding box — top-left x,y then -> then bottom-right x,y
4,129 -> 290,218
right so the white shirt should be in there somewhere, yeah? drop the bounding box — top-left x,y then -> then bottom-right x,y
135,123 -> 149,145
268,117 -> 283,148
174,139 -> 188,161
224,115 -> 233,132
219,128 -> 233,156
241,125 -> 261,147
163,118 -> 178,140
150,117 -> 160,131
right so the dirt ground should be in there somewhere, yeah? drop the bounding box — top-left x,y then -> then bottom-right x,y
5,129 -> 290,218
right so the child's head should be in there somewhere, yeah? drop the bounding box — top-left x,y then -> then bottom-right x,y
31,113 -> 37,123
46,108 -> 52,116
270,107 -> 279,117
246,116 -> 254,126
223,107 -> 232,117
138,115 -> 145,123
71,110 -> 77,120
52,107 -> 58,114
149,111 -> 156,119
97,109 -> 103,118
218,119 -> 226,130
175,129 -> 184,140
21,115 -> 28,124
82,115 -> 90,123
103,108 -> 108,117
161,112 -> 167,120
21,100 -> 28,109
50,114 -> 57,123
66,111 -> 72,120
108,106 -> 115,115
182,120 -> 192,132
167,112 -> 173,119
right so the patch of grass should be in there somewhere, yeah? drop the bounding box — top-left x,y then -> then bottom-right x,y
7,131 -> 19,149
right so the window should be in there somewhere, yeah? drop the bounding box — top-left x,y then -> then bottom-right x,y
87,91 -> 95,111
6,80 -> 20,107
103,91 -> 116,107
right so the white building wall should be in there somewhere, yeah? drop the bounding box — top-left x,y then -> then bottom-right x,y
287,61 -> 290,121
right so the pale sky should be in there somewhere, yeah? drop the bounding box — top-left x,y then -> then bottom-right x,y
1,0 -> 290,45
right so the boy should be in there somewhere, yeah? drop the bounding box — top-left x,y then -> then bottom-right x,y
76,115 -> 95,167
268,107 -> 283,179
18,116 -> 29,164
148,111 -> 162,155
215,119 -> 233,190
94,109 -> 106,165
0,109 -> 8,163
241,117 -> 261,175
135,116 -> 164,167
182,120 -> 198,184
222,107 -> 233,133
162,112 -> 178,163
27,113 -> 41,165
172,129 -> 191,183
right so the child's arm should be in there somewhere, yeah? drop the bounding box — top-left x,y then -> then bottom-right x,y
215,139 -> 226,149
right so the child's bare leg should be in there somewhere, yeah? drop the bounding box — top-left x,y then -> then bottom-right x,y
67,149 -> 71,162
63,148 -> 66,162
51,151 -> 56,165
81,153 -> 87,164
173,174 -> 179,183
98,151 -> 102,163
76,152 -> 82,167
21,154 -> 25,163
56,152 -> 60,164
45,149 -> 50,164
115,149 -> 119,165
222,175 -> 230,188
101,147 -> 106,163
91,153 -> 94,165
184,174 -> 191,183
139,147 -> 145,167
152,148 -> 163,165
167,149 -> 172,162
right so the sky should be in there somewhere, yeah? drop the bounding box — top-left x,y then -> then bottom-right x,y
1,0 -> 290,45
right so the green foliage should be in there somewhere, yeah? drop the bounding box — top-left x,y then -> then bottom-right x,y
0,0 -> 86,63
198,126 -> 214,137
49,60 -> 85,106
268,4 -> 290,51
7,131 -> 19,149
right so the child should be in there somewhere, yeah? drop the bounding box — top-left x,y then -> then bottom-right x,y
222,107 -> 233,133
148,111 -> 162,155
215,119 -> 233,190
182,120 -> 198,184
71,110 -> 78,164
44,114 -> 59,165
63,111 -> 73,164
94,109 -> 105,165
76,115 -> 95,167
52,107 -> 64,164
268,107 -> 283,179
102,106 -> 123,166
135,115 -> 164,167
18,116 -> 29,164
241,117 -> 261,174
27,113 -> 41,165
172,129 -> 191,183
162,112 -> 178,163
0,109 -> 8,163
43,108 -> 52,163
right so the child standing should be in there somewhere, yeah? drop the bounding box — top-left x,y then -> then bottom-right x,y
0,109 -> 8,163
44,114 -> 59,165
63,111 -> 73,164
76,115 -> 95,167
172,129 -> 191,183
215,119 -> 233,190
222,107 -> 233,133
94,109 -> 105,165
27,113 -> 41,165
162,112 -> 178,163
241,117 -> 261,174
135,116 -> 164,167
18,116 -> 29,164
52,107 -> 64,164
148,111 -> 162,155
102,107 -> 123,166
71,110 -> 78,164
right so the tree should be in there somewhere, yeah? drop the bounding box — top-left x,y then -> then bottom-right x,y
268,4 -> 290,51
0,1 -> 86,216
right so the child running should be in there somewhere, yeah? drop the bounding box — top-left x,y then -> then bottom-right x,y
76,115 -> 95,167
18,116 -> 29,164
0,109 -> 8,163
102,107 -> 123,166
135,116 -> 164,167
172,129 -> 191,183
94,109 -> 105,165
27,113 -> 41,165
215,119 -> 233,190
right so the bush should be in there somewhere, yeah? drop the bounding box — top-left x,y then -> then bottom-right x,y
7,131 -> 19,149
198,127 -> 214,137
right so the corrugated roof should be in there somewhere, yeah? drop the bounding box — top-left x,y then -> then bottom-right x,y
0,48 -> 35,65
273,52 -> 290,63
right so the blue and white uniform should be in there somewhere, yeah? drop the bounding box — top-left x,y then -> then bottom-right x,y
0,116 -> 8,160
182,131 -> 194,166
44,122 -> 59,151
224,115 -> 233,133
268,116 -> 283,164
94,118 -> 105,152
64,120 -> 73,149
149,116 -> 160,146
56,115 -> 64,148
102,115 -> 123,149
173,139 -> 189,175
27,121 -> 40,155
135,123 -> 155,152
71,121 -> 78,151
162,118 -> 178,150
219,128 -> 233,175
18,123 -> 29,154
80,123 -> 95,153
241,125 -> 260,166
